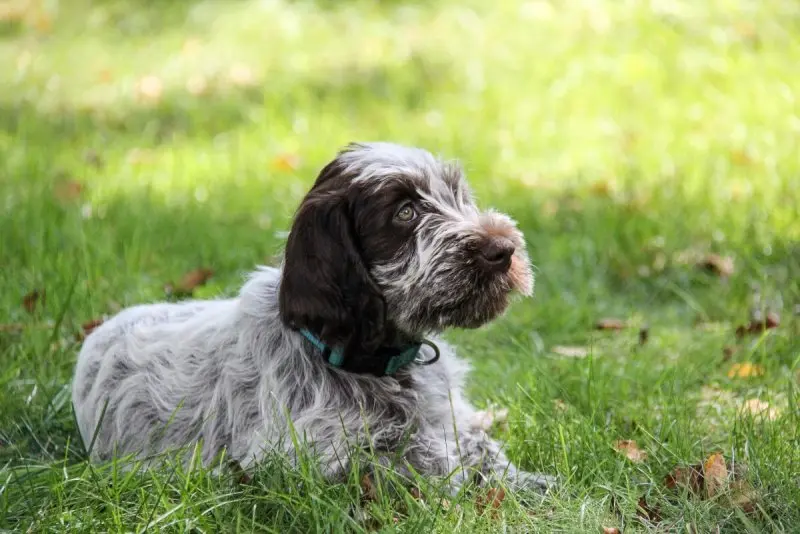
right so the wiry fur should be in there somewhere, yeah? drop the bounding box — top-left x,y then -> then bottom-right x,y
72,142 -> 552,494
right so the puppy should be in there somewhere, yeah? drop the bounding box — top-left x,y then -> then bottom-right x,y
72,142 -> 553,493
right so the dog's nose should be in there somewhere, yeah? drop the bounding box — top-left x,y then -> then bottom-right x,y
477,237 -> 515,273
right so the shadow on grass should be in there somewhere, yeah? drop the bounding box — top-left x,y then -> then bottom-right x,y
1,51 -> 451,156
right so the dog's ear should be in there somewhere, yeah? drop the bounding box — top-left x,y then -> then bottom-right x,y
279,160 -> 386,357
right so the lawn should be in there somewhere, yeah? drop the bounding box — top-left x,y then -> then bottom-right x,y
1,0 -> 798,531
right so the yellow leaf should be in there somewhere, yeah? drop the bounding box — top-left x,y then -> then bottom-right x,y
271,153 -> 301,172
613,439 -> 648,463
703,452 -> 728,498
727,362 -> 765,378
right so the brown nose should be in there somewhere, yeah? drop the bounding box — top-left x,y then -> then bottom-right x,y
477,237 -> 515,273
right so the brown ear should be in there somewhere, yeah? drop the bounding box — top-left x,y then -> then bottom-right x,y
278,160 -> 386,357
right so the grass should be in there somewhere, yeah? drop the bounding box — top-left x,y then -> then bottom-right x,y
1,0 -> 799,531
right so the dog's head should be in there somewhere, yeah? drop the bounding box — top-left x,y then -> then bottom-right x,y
279,142 -> 533,356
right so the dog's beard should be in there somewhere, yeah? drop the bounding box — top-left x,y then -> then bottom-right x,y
383,261 -> 531,335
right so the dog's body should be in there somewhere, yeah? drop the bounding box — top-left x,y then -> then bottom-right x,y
72,143 -> 553,493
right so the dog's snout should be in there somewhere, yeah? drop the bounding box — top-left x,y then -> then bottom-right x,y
477,237 -> 515,273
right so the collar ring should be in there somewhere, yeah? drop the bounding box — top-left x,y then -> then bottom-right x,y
415,339 -> 440,365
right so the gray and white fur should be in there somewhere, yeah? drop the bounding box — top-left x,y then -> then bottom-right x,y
71,142 -> 553,493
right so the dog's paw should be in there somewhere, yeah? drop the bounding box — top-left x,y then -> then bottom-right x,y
511,471 -> 558,494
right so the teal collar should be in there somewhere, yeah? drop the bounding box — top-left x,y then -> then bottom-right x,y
298,328 -> 440,376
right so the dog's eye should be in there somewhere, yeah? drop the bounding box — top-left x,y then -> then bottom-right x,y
395,203 -> 417,223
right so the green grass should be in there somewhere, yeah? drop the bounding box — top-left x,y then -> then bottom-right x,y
1,0 -> 799,531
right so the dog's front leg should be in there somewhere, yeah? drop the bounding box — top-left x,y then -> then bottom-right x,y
450,428 -> 555,493
398,424 -> 554,496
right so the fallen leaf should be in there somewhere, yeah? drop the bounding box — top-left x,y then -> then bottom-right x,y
476,487 -> 505,517
271,153 -> 301,172
722,346 -> 737,361
360,474 -> 377,502
735,312 -> 780,337
54,180 -> 84,202
727,362 -> 765,379
22,289 -> 44,313
551,345 -> 589,358
165,268 -> 214,298
613,440 -> 648,463
602,528 -> 620,534
741,398 -> 780,421
664,464 -> 704,495
729,479 -> 758,514
703,453 -> 728,498
636,496 -> 662,523
589,180 -> 613,197
595,318 -> 627,331
699,254 -> 734,277
227,459 -> 252,485
82,318 -> 104,336
410,486 -> 421,500
135,75 -> 163,102
553,399 -> 569,412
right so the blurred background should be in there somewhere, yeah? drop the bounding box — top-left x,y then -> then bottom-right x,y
1,0 -> 798,370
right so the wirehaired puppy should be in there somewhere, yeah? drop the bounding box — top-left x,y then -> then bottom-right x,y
72,142 -> 554,493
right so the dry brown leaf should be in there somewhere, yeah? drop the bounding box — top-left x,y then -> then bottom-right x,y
699,254 -> 734,277
729,479 -> 758,514
271,153 -> 301,172
136,75 -> 163,102
82,318 -> 104,336
741,398 -> 780,421
735,312 -> 780,337
551,345 -> 589,358
227,459 -> 252,485
613,439 -> 648,463
727,362 -> 765,379
595,318 -> 627,331
166,268 -> 214,298
360,474 -> 377,502
664,464 -> 704,495
703,453 -> 728,498
22,289 -> 44,313
475,487 -> 505,518
636,496 -> 662,523
602,528 -> 621,534
54,180 -> 84,202
553,399 -> 569,413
